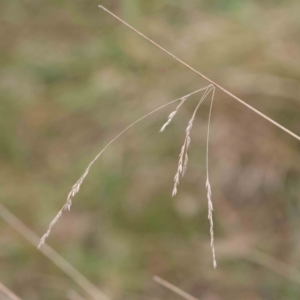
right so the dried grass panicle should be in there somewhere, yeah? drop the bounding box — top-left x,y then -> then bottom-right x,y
170,85 -> 213,197
39,5 -> 300,270
97,6 -> 300,269
38,87 -> 209,248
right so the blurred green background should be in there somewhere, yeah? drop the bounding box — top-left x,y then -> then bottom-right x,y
1,0 -> 300,299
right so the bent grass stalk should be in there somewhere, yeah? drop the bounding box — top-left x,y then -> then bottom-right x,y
168,85 -> 213,196
38,87 -> 209,248
95,6 -> 300,268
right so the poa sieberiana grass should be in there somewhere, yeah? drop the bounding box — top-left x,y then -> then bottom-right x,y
39,6 -> 300,270
39,83 -> 218,266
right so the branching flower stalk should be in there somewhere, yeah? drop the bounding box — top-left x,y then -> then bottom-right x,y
38,87 -> 209,248
160,84 -> 217,267
169,85 -> 214,196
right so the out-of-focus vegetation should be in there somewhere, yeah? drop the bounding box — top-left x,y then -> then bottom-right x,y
1,0 -> 300,299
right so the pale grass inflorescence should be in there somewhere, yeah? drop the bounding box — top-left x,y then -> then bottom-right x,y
39,6 -> 300,270
160,95 -> 188,133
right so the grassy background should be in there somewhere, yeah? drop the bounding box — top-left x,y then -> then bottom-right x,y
1,0 -> 300,299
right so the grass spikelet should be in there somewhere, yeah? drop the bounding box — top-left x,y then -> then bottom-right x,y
160,86 -> 211,132
160,96 -> 187,132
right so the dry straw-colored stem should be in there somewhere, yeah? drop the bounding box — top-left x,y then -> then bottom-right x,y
0,204 -> 108,300
0,281 -> 22,300
153,276 -> 198,300
98,5 -> 300,142
96,6 -> 300,268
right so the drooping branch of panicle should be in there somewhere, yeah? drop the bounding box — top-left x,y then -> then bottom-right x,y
40,6 -> 300,267
98,5 -> 300,143
38,87 -> 208,248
